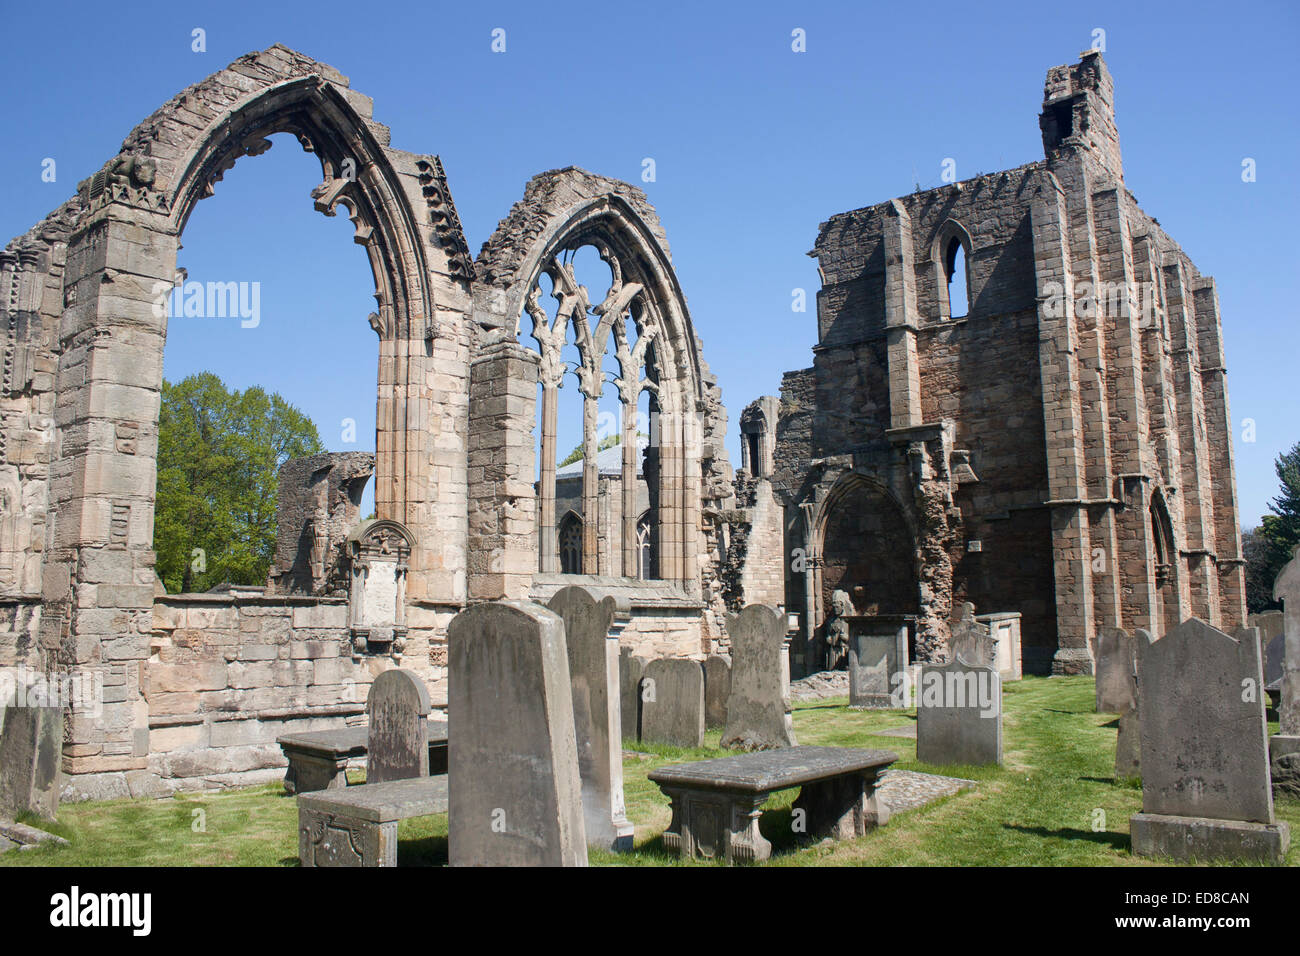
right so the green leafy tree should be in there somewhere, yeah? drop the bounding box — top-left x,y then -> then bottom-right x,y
1243,526 -> 1280,613
1247,440 -> 1300,612
154,372 -> 324,593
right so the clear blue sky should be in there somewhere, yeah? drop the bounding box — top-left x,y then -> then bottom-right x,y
1,0 -> 1295,527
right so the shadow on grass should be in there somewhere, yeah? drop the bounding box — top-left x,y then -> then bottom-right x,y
1003,823 -> 1130,851
398,834 -> 447,866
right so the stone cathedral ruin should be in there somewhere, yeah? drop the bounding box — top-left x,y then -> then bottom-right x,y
0,45 -> 1245,800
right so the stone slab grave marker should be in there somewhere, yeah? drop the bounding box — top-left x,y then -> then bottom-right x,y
1112,629 -> 1152,784
547,586 -> 634,852
703,654 -> 731,730
447,600 -> 587,866
722,605 -> 796,751
365,668 -> 430,784
1094,626 -> 1139,713
1270,547 -> 1300,798
619,647 -> 649,742
1252,609 -> 1284,698
846,615 -> 910,708
640,658 -> 705,749
916,655 -> 1002,766
0,681 -> 63,821
1129,617 -> 1289,862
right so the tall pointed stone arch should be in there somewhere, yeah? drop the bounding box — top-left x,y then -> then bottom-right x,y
34,45 -> 473,776
472,167 -> 729,600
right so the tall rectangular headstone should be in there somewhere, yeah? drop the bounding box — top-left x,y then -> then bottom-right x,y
846,615 -> 909,708
703,654 -> 731,730
366,669 -> 431,784
448,600 -> 587,866
640,658 -> 705,748
0,682 -> 63,821
548,586 -> 634,852
916,657 -> 1002,766
1270,549 -> 1300,797
722,605 -> 796,751
1130,618 -> 1289,862
619,647 -> 648,742
1094,626 -> 1139,713
1113,629 -> 1152,784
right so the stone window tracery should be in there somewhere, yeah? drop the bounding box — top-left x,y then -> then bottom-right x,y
523,241 -> 659,580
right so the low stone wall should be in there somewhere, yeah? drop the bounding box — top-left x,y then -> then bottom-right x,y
529,574 -> 708,659
62,594 -> 450,802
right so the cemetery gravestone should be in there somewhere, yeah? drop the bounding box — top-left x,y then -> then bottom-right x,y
1265,634 -> 1284,693
366,669 -> 430,784
722,605 -> 796,751
1113,629 -> 1152,784
619,647 -> 648,742
547,586 -> 634,852
0,687 -> 63,821
640,658 -> 705,749
1270,548 -> 1300,797
703,654 -> 731,730
1114,704 -> 1141,783
1094,626 -> 1139,713
846,615 -> 910,708
949,603 -> 996,669
916,656 -> 1002,766
447,600 -> 587,866
1129,618 -> 1289,862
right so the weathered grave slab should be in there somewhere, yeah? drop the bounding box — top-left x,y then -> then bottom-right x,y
640,658 -> 705,749
299,776 -> 448,867
703,654 -> 731,730
721,605 -> 795,750
277,722 -> 448,794
1112,628 -> 1152,783
1094,626 -> 1139,713
1271,548 -> 1300,797
1130,617 -> 1288,863
618,646 -> 648,742
978,612 -> 1023,680
1265,634 -> 1284,692
648,746 -> 896,863
548,585 -> 633,852
1114,704 -> 1141,783
1130,812 -> 1288,865
366,669 -> 430,784
447,600 -> 587,866
916,656 -> 1002,766
0,687 -> 63,821
845,615 -> 909,708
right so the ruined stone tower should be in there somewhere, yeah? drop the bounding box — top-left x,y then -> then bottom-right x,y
743,51 -> 1245,674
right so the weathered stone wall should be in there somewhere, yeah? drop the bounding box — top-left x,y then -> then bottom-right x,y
61,593 -> 450,801
267,452 -> 373,595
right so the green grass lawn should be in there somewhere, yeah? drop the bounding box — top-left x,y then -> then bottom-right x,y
4,675 -> 1296,867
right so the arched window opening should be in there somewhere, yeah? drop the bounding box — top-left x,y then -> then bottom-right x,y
559,512 -> 584,574
945,236 -> 969,320
523,240 -> 658,580
157,132 -> 376,595
636,512 -> 655,581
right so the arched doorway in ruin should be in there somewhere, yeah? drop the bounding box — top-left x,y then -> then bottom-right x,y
812,473 -> 919,668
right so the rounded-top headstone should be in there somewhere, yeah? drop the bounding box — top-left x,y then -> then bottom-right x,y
366,668 -> 431,784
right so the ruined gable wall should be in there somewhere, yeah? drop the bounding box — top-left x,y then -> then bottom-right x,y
903,169 -> 1057,656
